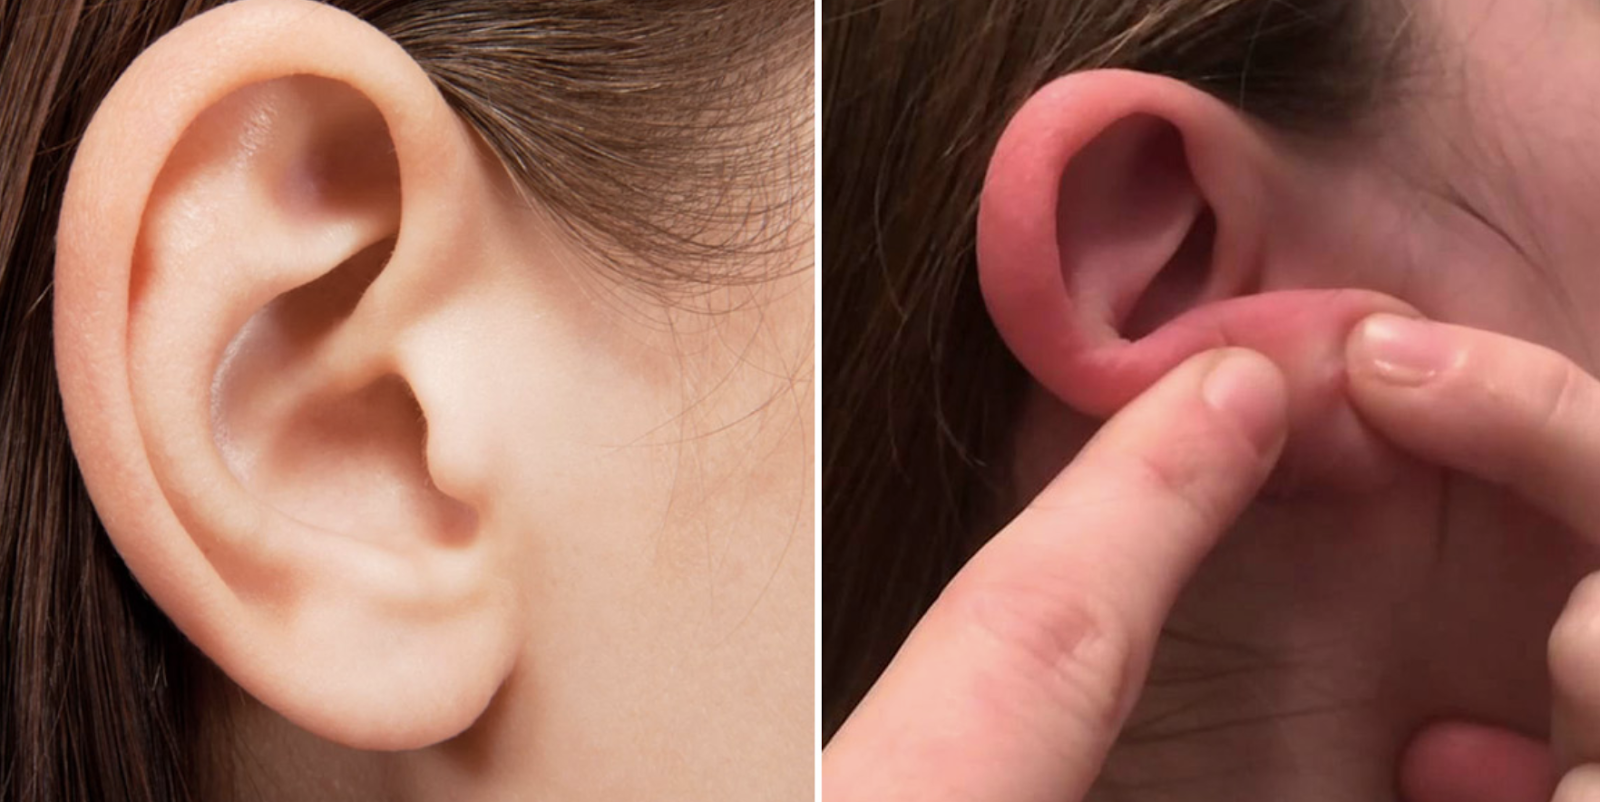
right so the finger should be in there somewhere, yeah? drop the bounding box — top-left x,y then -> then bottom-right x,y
1347,317 -> 1600,769
1400,720 -> 1556,802
1345,314 -> 1600,534
823,349 -> 1287,802
1553,574 -> 1600,766
1555,766 -> 1600,802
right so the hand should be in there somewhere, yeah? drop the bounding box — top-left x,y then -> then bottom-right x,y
822,349 -> 1289,802
1343,315 -> 1600,802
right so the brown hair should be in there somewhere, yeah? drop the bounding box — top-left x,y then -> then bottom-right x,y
822,0 -> 1412,738
0,1 -> 809,798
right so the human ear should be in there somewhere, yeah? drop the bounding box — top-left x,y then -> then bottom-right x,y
54,0 -> 520,749
977,69 -> 1415,492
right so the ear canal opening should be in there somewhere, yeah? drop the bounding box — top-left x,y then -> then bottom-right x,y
213,236 -> 478,551
273,234 -> 392,334
1122,207 -> 1217,340
249,371 -> 477,550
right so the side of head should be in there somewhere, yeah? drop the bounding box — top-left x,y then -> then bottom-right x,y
5,0 -> 810,797
826,0 -> 1600,736
822,0 -> 1407,737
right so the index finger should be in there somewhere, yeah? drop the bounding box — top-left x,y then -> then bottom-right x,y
1345,314 -> 1600,532
1345,315 -> 1600,767
823,349 -> 1288,802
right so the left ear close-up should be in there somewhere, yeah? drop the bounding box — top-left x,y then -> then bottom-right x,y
977,69 -> 1417,491
54,0 -> 521,750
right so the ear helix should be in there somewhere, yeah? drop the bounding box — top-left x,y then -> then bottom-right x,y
53,0 -> 524,746
978,72 -> 1424,495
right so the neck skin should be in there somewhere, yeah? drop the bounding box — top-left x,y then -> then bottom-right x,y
197,267 -> 814,802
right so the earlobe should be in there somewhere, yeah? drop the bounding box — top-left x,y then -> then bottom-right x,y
977,70 -> 1418,492
55,0 -> 519,750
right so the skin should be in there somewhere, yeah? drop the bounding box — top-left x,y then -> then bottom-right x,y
827,0 -> 1600,800
824,320 -> 1600,802
825,348 -> 1291,802
53,1 -> 811,800
1346,318 -> 1600,802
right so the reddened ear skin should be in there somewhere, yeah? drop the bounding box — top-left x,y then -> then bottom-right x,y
978,70 -> 1419,493
1095,289 -> 1420,493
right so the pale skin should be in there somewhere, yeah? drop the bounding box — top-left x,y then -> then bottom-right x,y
53,0 -> 811,800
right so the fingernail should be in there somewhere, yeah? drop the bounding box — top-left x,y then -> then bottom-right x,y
1352,314 -> 1456,385
1202,350 -> 1287,453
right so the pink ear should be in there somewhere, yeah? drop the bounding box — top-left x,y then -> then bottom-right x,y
977,71 -> 1417,493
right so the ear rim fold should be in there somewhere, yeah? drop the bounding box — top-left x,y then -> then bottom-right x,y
976,69 -> 1276,417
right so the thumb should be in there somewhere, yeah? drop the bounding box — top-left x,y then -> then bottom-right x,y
1400,721 -> 1556,802
824,350 -> 1287,802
